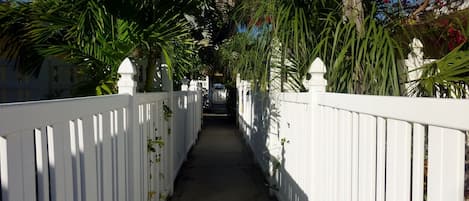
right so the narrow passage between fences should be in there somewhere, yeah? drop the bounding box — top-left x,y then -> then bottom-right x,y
170,113 -> 276,201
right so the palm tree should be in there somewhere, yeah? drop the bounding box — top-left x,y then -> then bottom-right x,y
314,12 -> 404,95
0,2 -> 44,77
409,43 -> 469,98
106,0 -> 202,91
0,0 -> 200,95
221,0 -> 407,96
222,0 -> 342,92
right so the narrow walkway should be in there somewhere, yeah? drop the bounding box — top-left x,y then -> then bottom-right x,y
170,112 -> 276,201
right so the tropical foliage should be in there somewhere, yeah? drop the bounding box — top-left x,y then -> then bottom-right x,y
409,38 -> 469,98
219,32 -> 271,90
220,0 -> 469,98
0,2 -> 43,77
220,0 -> 342,92
314,12 -> 404,95
402,7 -> 469,98
221,0 -> 405,95
0,0 -> 204,95
2,0 -> 468,98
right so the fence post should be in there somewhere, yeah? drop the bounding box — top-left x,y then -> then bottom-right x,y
187,79 -> 201,143
307,58 -> 327,93
118,58 -> 137,96
117,58 -> 140,201
405,38 -> 424,96
161,64 -> 175,195
308,58 -> 327,200
181,77 -> 192,151
181,77 -> 189,91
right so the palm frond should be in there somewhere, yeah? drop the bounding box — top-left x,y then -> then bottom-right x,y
314,12 -> 404,95
410,43 -> 469,98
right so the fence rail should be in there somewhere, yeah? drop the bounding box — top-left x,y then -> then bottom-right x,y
237,58 -> 469,201
0,58 -> 202,201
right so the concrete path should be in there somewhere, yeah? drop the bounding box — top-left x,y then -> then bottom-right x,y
170,114 -> 276,201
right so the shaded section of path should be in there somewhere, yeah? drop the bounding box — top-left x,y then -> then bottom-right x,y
170,114 -> 276,201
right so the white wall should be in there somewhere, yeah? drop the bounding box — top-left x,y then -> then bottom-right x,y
0,57 -> 77,103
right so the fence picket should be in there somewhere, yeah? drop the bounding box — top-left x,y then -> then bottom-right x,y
351,112 -> 359,201
6,134 -> 21,201
376,117 -> 386,201
428,126 -> 465,201
412,123 -> 425,201
48,123 -> 66,201
35,128 -> 50,201
63,121 -> 75,201
101,112 -> 113,201
156,101 -> 163,198
358,114 -> 376,201
338,110 -> 352,201
94,115 -> 103,201
80,117 -> 98,201
69,120 -> 82,201
117,108 -> 127,201
111,110 -> 119,200
0,137 -> 8,201
386,119 -> 411,201
7,131 -> 37,201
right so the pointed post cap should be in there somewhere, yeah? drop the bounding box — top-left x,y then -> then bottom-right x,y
309,57 -> 327,74
409,38 -> 423,49
117,58 -> 137,95
307,57 -> 327,93
409,38 -> 424,59
117,58 -> 136,75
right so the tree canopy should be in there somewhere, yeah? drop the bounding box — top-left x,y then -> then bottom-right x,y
0,0 -> 230,95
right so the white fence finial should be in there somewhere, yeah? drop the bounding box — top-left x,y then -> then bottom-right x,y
181,77 -> 189,91
405,38 -> 426,95
118,57 -> 137,95
308,57 -> 327,92
409,38 -> 424,60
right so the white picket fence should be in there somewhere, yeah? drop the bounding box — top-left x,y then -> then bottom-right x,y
0,58 -> 202,201
237,58 -> 469,201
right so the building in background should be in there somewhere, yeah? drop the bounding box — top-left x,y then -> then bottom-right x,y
0,57 -> 76,103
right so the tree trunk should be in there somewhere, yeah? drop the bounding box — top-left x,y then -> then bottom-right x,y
144,49 -> 158,92
343,0 -> 364,35
411,0 -> 430,20
343,0 -> 365,94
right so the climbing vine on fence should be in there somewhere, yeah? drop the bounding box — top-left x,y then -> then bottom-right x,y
163,103 -> 173,121
163,102 -> 173,136
147,102 -> 173,201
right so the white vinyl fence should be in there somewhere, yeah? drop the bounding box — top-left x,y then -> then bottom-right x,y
0,58 -> 202,201
237,58 -> 469,201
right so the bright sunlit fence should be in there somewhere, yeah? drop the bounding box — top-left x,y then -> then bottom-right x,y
237,58 -> 469,201
0,58 -> 202,201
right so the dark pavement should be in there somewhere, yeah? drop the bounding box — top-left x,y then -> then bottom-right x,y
169,109 -> 276,201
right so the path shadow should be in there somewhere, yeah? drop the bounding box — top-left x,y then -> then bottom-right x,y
238,87 -> 309,201
169,113 -> 277,201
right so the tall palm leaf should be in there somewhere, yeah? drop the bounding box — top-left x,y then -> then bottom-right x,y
409,43 -> 469,98
1,0 -> 201,95
106,0 -> 204,91
314,13 -> 404,95
226,0 -> 341,91
0,2 -> 44,76
27,0 -> 140,95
